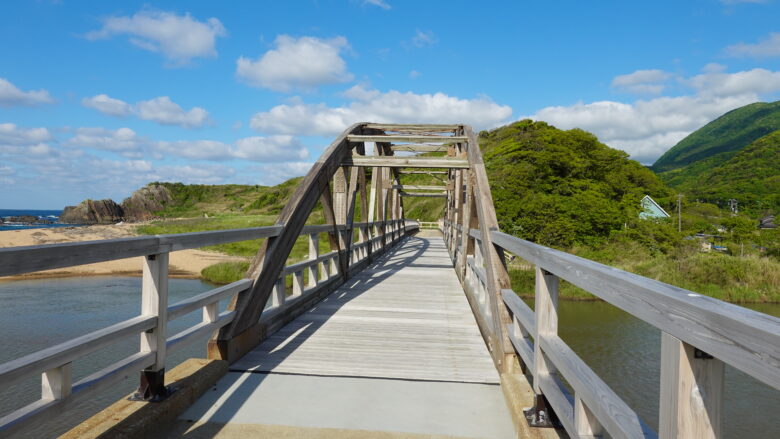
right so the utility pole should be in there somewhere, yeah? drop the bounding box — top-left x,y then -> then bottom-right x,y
677,194 -> 682,233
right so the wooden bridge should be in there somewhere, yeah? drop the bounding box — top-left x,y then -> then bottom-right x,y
0,123 -> 778,438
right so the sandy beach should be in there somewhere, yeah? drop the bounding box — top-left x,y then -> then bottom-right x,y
0,224 -> 247,280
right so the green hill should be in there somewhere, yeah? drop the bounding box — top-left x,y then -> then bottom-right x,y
151,178 -> 302,217
652,100 -> 780,174
675,130 -> 780,211
651,99 -> 780,213
480,120 -> 673,247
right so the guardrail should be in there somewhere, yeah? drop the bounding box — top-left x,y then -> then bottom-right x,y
442,220 -> 780,438
415,221 -> 440,230
0,218 -> 417,436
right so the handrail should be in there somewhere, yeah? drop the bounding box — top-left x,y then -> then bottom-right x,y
0,217 -> 417,436
0,222 -> 397,278
490,230 -> 780,390
0,226 -> 283,277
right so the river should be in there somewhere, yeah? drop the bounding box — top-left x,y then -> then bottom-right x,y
0,278 -> 777,438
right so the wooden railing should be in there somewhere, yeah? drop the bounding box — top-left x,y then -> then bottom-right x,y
0,218 -> 416,436
442,220 -> 780,438
416,221 -> 439,230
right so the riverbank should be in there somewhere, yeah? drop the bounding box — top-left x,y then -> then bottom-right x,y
0,224 -> 247,280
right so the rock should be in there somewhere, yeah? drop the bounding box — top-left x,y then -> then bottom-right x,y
60,199 -> 125,224
121,184 -> 172,221
6,215 -> 38,223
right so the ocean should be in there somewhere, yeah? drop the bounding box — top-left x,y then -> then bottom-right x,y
0,208 -> 78,231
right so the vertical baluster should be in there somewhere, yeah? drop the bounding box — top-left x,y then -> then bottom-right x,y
292,271 -> 304,296
659,332 -> 724,439
526,265 -> 559,427
359,226 -> 367,260
308,233 -> 319,287
272,277 -> 285,307
575,396 -> 604,437
134,252 -> 170,401
203,302 -> 218,323
42,363 -> 72,401
329,255 -> 338,276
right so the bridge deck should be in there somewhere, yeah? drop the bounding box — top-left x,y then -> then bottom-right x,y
177,234 -> 515,438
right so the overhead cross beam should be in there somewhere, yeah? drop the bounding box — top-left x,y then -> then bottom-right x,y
347,135 -> 467,144
342,156 -> 469,169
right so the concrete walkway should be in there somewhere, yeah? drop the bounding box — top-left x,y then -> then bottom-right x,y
175,236 -> 515,438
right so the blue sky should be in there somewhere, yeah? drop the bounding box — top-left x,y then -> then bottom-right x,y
2,0 -> 780,208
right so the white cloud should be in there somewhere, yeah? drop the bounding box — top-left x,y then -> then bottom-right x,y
156,140 -> 232,160
86,10 -> 226,65
67,128 -> 307,163
409,70 -> 421,79
0,123 -> 52,145
527,66 -> 780,164
0,78 -> 54,107
725,33 -> 780,58
687,67 -> 780,97
410,30 -> 437,48
233,135 -> 308,161
82,94 -> 210,128
236,35 -> 353,92
135,96 -> 210,128
156,135 -> 307,162
363,0 -> 391,9
250,85 -> 512,136
251,161 -> 314,185
67,127 -> 146,157
611,69 -> 673,95
81,94 -> 132,116
157,164 -> 236,184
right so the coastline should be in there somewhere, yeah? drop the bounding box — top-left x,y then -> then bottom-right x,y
0,223 -> 248,281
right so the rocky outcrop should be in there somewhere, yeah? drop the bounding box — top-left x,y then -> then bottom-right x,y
6,215 -> 38,223
60,199 -> 125,224
121,184 -> 172,221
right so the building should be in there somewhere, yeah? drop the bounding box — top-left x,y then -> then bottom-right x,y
759,215 -> 776,229
639,195 -> 671,219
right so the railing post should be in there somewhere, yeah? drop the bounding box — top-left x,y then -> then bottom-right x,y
292,270 -> 304,296
526,265 -> 560,427
271,278 -> 285,307
575,396 -> 604,436
308,233 -> 319,288
133,252 -> 170,402
203,302 -> 218,323
42,362 -> 72,401
659,332 -> 724,439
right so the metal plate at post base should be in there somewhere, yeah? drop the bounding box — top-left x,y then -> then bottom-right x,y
523,395 -> 561,428
128,385 -> 176,402
127,369 -> 176,402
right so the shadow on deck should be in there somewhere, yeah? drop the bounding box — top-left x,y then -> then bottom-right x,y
169,235 -> 516,439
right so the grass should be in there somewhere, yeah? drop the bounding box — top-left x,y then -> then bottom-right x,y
201,261 -> 250,284
507,238 -> 780,303
136,214 -> 279,257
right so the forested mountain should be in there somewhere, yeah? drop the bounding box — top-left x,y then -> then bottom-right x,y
651,100 -> 780,213
671,130 -> 780,211
652,100 -> 780,174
